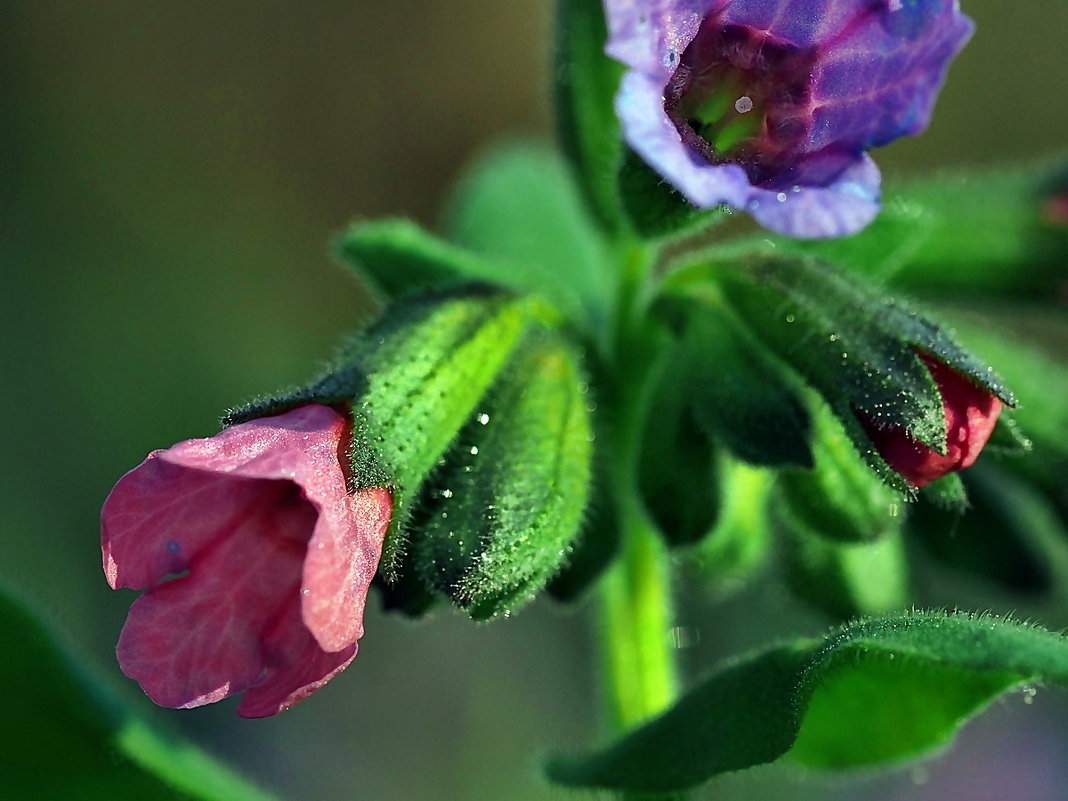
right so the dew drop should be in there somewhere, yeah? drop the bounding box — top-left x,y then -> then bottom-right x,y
441,488 -> 453,499
469,446 -> 479,455
791,184 -> 802,193
734,95 -> 754,114
477,413 -> 490,425
776,192 -> 787,203
785,314 -> 796,323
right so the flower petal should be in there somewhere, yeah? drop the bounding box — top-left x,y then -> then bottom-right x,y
616,70 -> 753,209
605,0 -> 713,77
101,457 -> 269,590
102,405 -> 353,591
808,0 -> 974,152
116,482 -> 314,709
301,487 -> 393,653
236,599 -> 358,719
747,154 -> 881,238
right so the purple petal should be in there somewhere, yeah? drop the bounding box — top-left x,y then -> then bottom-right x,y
603,0 -> 973,238
808,1 -> 974,151
605,0 -> 715,77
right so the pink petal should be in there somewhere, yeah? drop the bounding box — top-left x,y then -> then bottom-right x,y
117,482 -> 315,709
301,487 -> 393,653
236,599 -> 358,719
102,405 -> 351,591
102,458 -> 273,590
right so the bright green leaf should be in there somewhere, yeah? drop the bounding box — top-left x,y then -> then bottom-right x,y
780,501 -> 908,620
443,142 -> 613,338
547,610 -> 1068,793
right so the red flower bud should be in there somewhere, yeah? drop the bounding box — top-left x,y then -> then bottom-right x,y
101,404 -> 392,717
861,353 -> 1003,487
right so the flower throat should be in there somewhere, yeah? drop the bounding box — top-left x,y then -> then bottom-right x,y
665,18 -> 818,185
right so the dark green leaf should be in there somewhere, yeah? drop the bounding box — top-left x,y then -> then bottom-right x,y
664,254 -> 1015,490
0,586 -> 282,801
637,339 -> 720,547
913,462 -> 1068,597
619,148 -> 731,240
547,611 -> 1068,793
778,402 -> 904,543
553,0 -> 626,231
682,301 -> 812,468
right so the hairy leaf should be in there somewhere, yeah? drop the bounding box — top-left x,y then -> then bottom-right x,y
547,611 -> 1068,793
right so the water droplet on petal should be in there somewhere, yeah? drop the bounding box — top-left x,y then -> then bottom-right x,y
734,95 -> 754,114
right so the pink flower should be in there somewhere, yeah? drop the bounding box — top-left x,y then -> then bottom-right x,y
102,404 -> 392,718
862,353 -> 1003,488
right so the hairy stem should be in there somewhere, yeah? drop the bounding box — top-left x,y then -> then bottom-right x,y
598,240 -> 680,748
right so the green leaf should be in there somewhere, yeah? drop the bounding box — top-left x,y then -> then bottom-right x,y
0,586 -> 282,801
336,218 -> 511,298
687,457 -> 773,595
681,300 -> 813,469
547,610 -> 1068,793
553,0 -> 626,231
443,142 -> 613,338
637,337 -> 720,547
780,501 -> 908,620
665,254 -> 1015,491
778,402 -> 903,543
774,157 -> 1068,296
411,333 -> 592,618
350,291 -> 535,573
619,147 -> 731,240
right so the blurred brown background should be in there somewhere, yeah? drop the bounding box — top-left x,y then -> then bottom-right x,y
4,2 -> 1068,799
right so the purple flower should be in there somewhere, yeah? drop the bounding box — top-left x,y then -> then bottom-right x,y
605,0 -> 974,238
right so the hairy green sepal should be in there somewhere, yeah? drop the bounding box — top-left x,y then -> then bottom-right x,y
411,332 -> 593,618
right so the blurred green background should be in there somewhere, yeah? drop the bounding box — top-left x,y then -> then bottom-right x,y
4,2 -> 1068,799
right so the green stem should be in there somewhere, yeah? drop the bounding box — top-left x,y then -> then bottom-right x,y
599,241 -> 679,731
600,504 -> 677,729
